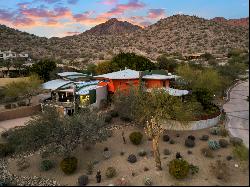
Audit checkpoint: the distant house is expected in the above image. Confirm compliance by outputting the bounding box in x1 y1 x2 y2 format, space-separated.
0 50 29 60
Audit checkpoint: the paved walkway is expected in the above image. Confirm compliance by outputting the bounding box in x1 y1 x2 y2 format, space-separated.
223 80 249 148
0 116 32 133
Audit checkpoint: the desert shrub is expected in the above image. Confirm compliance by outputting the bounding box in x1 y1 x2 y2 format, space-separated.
199 135 209 141
78 175 89 186
17 101 27 107
104 114 112 123
219 139 229 148
41 150 50 159
229 137 243 146
210 127 220 135
129 132 143 145
218 127 228 137
169 139 175 144
163 149 171 155
16 158 30 171
0 143 15 158
233 144 249 161
127 154 137 163
201 147 214 158
138 149 147 157
210 160 230 181
120 116 133 122
105 167 117 178
60 157 78 175
86 161 94 175
11 103 17 108
189 164 199 175
185 139 195 148
208 140 220 150
99 99 108 109
169 159 189 179
187 135 195 141
110 110 119 117
4 104 12 109
162 134 170 142
40 160 54 171
143 176 153 186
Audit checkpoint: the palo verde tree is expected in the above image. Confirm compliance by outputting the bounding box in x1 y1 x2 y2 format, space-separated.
4 74 42 104
144 117 164 170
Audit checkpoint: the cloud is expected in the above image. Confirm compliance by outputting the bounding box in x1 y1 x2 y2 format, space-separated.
64 31 81 36
67 0 79 4
98 0 118 5
147 9 166 19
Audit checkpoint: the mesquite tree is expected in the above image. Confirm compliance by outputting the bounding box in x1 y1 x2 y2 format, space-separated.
144 117 164 170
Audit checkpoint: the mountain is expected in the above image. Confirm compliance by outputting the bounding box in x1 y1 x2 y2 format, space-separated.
211 17 249 28
84 18 142 35
0 15 249 67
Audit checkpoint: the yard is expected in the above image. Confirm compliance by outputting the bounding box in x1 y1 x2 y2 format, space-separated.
3 117 249 186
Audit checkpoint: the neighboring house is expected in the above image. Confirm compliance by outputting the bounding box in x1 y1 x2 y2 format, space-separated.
0 50 29 60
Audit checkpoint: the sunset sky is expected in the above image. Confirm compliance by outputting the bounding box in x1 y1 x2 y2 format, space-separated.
0 0 249 38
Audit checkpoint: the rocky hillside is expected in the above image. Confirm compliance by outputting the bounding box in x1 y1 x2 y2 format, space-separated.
0 15 249 67
211 17 249 28
85 18 142 35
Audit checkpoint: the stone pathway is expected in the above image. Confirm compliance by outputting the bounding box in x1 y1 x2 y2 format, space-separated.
223 80 249 148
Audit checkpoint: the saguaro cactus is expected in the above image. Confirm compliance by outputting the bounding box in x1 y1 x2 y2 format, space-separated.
144 117 164 170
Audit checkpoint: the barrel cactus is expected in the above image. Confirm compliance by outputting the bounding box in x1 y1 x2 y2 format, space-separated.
208 140 221 150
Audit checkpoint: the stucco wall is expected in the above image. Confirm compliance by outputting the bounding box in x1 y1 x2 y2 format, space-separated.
161 114 221 131
92 85 108 108
0 105 41 121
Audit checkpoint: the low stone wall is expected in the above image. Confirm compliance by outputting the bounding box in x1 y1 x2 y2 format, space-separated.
0 105 41 121
161 114 221 131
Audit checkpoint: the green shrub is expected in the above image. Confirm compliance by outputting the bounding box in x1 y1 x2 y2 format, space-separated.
105 167 117 178
201 147 214 158
17 101 27 107
189 164 199 175
110 110 119 117
169 159 189 179
60 157 78 175
104 114 112 123
0 143 15 158
40 160 54 171
4 104 12 109
233 144 249 161
129 132 143 145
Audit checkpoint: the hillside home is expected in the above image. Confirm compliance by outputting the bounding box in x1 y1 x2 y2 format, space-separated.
0 50 29 60
95 68 179 93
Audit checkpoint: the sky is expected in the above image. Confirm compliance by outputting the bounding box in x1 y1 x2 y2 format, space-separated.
0 0 249 38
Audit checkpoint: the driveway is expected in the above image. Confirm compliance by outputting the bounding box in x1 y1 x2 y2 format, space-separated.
223 80 249 148
0 116 32 134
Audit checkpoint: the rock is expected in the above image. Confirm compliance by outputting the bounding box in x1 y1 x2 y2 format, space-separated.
219 139 229 148
200 135 209 141
185 139 195 148
78 175 89 186
163 134 170 142
176 152 182 159
229 137 243 146
127 154 137 163
163 149 171 155
187 150 192 155
144 167 149 172
226 155 233 161
176 134 180 137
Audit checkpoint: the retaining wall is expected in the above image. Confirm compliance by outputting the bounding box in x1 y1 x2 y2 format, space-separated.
0 105 41 121
161 114 221 131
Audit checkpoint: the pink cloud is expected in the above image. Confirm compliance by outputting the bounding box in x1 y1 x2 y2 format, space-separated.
98 0 118 5
147 9 166 19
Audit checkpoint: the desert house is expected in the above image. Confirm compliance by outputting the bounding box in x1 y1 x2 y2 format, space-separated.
0 50 28 60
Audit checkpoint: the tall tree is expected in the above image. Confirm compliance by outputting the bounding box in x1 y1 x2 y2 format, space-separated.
30 59 56 81
2 58 12 77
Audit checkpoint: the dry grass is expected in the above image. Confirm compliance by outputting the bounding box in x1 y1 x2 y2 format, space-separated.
0 77 28 87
